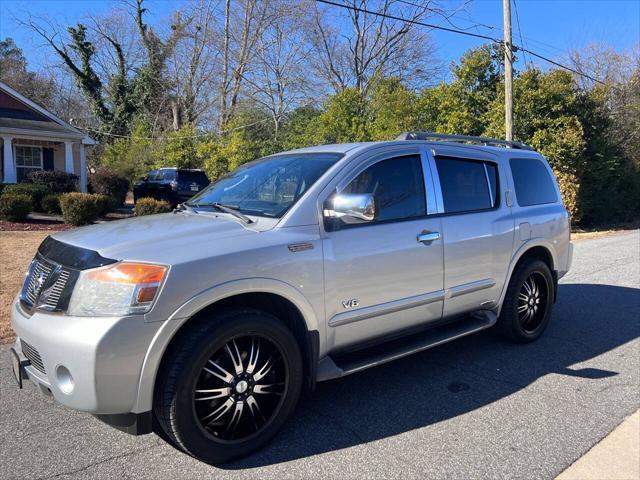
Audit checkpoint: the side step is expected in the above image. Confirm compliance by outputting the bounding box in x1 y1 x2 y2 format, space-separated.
316 311 497 382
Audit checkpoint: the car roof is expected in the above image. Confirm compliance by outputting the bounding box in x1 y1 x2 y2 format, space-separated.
280 140 542 158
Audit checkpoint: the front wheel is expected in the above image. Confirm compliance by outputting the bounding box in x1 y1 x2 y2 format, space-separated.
497 259 554 343
154 309 303 464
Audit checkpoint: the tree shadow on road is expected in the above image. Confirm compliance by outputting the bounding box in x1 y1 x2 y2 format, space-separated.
225 283 640 469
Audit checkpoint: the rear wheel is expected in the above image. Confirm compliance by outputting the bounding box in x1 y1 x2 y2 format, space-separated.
154 309 303 464
497 259 554 343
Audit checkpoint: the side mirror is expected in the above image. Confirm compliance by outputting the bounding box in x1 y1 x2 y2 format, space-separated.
324 193 376 224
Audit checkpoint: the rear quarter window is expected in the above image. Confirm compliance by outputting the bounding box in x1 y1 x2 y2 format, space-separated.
509 158 557 206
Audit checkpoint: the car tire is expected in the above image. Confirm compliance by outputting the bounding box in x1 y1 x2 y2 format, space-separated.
497 258 554 343
153 308 303 464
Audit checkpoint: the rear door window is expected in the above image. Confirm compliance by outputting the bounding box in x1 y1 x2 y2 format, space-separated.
435 158 498 214
509 158 557 206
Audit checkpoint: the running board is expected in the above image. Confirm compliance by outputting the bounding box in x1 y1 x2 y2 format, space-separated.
316 311 497 382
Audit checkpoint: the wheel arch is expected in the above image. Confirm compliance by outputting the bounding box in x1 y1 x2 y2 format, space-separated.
133 279 321 413
497 240 558 315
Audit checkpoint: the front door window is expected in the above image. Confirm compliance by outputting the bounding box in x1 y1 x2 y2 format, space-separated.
15 146 43 181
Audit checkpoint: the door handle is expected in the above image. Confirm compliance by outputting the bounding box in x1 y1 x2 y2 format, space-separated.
417 231 440 244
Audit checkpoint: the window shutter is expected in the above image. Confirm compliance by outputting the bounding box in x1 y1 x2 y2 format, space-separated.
43 148 54 170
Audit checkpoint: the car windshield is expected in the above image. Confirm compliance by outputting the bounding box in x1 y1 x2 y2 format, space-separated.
188 153 343 218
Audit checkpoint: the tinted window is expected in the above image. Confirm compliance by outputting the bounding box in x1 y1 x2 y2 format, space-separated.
343 155 426 223
147 170 159 181
178 170 209 184
509 158 557 206
436 158 495 213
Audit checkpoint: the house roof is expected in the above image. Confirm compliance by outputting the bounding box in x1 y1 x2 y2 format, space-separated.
0 81 97 145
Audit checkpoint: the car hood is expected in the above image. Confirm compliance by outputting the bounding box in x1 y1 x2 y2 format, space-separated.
52 212 259 262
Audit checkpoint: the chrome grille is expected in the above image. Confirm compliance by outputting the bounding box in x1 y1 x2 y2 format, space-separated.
41 269 70 309
23 259 53 306
20 256 73 311
21 340 45 374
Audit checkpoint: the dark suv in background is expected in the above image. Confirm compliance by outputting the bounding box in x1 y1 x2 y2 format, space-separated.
133 168 209 206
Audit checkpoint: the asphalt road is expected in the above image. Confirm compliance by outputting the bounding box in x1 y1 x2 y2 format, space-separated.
1 231 639 480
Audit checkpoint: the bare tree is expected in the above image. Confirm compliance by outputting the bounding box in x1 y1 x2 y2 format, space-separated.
310 0 447 94
244 1 315 136
217 0 275 128
168 0 221 128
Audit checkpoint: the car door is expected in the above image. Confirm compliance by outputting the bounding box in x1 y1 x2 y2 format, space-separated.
139 169 158 199
322 146 444 351
428 147 515 318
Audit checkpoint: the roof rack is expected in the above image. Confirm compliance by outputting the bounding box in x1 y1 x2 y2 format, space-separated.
396 131 534 151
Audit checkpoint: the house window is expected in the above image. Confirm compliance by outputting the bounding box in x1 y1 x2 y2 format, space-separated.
15 145 43 181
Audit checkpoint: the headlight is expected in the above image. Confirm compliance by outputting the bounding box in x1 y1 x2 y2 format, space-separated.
68 262 168 316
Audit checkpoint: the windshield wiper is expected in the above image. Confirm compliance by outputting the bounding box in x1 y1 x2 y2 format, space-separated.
187 202 253 224
173 203 198 214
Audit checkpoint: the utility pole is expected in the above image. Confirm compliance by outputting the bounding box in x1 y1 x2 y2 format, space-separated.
503 0 513 141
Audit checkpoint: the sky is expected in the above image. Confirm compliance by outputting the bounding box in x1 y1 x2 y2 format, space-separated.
0 0 638 77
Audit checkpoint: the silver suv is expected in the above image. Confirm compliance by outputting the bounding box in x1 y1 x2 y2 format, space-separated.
10 132 572 464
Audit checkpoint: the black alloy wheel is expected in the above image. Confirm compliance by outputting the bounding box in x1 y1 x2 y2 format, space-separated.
154 309 303 464
193 334 288 442
497 258 554 343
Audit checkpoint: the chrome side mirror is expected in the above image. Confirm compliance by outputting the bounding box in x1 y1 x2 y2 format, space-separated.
324 193 376 224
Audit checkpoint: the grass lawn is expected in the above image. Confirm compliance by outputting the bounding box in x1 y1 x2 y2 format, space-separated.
0 231 49 343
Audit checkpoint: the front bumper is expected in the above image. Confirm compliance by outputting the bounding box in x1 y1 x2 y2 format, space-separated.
11 298 162 415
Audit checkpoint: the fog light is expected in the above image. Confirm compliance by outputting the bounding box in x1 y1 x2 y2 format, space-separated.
55 365 74 394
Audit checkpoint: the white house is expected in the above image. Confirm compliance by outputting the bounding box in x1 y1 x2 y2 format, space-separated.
0 81 96 192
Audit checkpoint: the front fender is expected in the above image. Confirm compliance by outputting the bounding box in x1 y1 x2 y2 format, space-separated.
132 277 320 413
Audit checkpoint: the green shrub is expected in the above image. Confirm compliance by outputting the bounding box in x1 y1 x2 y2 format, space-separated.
0 193 33 221
0 184 5 195
92 193 117 217
27 170 78 193
2 183 51 211
135 197 171 216
59 192 100 226
40 193 61 214
89 168 129 207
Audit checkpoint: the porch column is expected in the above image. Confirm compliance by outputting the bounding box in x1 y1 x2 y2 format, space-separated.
2 136 16 183
64 141 74 174
79 143 88 192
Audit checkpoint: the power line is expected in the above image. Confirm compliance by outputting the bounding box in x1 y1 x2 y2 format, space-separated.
395 0 494 33
314 0 608 87
512 0 529 68
315 0 498 42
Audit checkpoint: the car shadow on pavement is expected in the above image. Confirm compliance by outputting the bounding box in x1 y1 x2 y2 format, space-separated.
224 283 640 469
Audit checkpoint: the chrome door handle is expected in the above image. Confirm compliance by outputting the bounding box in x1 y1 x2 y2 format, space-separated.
417 231 440 244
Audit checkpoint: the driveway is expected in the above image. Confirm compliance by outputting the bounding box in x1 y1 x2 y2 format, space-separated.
1 231 638 479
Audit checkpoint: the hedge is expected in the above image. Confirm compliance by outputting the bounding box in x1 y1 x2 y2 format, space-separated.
28 170 78 193
2 183 51 211
59 192 100 226
41 194 61 214
92 193 117 216
135 197 172 216
89 168 129 207
0 194 33 222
